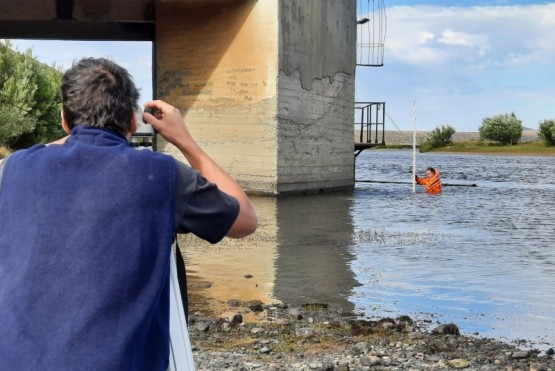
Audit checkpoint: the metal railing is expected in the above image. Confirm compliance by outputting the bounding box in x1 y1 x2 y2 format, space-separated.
355 101 385 145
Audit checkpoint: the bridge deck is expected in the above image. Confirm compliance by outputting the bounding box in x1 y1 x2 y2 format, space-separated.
354 141 386 157
354 142 385 151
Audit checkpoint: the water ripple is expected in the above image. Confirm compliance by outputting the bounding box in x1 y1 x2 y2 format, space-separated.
351 150 555 349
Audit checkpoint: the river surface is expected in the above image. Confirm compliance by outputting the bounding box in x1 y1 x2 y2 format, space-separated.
182 150 555 350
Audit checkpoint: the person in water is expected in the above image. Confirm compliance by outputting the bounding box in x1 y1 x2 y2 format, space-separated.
415 167 442 193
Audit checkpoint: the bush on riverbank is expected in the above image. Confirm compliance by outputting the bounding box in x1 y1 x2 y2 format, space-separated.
539 119 555 146
479 113 523 145
420 125 456 152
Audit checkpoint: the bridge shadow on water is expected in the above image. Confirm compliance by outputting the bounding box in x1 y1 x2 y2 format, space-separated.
181 192 360 317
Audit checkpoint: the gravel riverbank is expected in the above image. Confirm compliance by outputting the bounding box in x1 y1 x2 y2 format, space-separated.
189 301 555 370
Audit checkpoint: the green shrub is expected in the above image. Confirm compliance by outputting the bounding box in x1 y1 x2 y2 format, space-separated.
479 113 522 145
538 119 555 146
420 125 456 151
0 40 64 150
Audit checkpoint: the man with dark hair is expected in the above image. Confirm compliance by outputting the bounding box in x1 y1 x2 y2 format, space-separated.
61 57 140 137
0 57 258 370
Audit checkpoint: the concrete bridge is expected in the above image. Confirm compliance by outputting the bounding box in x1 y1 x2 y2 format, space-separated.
1 0 361 195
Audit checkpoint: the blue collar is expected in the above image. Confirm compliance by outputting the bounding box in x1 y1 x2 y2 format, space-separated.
69 125 130 146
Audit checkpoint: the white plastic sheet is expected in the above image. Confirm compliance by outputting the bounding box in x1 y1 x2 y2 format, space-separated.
168 249 196 371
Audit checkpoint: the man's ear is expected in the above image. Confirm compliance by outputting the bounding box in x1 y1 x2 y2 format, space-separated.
130 113 138 135
125 113 138 142
61 110 71 134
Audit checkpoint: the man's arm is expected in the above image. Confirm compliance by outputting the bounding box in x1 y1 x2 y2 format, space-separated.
143 100 258 239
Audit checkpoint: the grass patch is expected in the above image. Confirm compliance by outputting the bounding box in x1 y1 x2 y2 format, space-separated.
301 303 329 311
195 332 258 352
214 336 257 350
428 140 555 156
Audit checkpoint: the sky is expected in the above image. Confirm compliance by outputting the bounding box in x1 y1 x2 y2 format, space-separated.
7 40 154 105
7 0 555 132
356 0 555 131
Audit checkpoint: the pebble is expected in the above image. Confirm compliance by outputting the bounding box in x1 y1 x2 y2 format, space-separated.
250 327 263 334
259 346 271 354
530 363 547 371
219 311 242 324
195 320 211 332
432 323 461 335
511 350 530 359
448 358 470 368
288 307 303 320
295 327 316 338
273 318 291 326
361 355 381 366
353 341 371 355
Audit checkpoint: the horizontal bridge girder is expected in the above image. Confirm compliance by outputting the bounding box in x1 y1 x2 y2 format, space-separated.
0 20 154 41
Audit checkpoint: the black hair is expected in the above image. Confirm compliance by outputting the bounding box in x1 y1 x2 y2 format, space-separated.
61 57 140 137
426 167 436 174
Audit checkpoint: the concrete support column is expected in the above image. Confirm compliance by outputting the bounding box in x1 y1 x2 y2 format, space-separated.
155 0 356 195
277 0 356 194
156 0 279 194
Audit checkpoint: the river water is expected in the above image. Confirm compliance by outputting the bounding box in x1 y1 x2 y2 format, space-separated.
182 150 555 350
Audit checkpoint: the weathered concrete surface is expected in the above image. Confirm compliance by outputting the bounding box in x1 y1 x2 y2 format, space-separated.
156 1 279 194
277 0 357 194
156 0 356 195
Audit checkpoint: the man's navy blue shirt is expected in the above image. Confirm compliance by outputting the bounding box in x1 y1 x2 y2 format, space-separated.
0 126 239 370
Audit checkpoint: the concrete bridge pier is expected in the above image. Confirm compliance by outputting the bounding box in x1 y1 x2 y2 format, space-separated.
156 0 357 195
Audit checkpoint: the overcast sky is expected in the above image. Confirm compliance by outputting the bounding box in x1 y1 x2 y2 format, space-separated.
8 0 555 132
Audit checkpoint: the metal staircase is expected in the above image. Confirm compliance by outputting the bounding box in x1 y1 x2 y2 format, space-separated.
355 0 387 156
356 0 386 67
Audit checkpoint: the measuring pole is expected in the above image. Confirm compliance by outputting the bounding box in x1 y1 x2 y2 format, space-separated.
412 101 417 193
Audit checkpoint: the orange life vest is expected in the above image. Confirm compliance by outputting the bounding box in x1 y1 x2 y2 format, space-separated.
416 170 442 193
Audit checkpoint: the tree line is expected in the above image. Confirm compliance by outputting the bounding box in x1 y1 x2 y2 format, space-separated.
0 40 64 151
422 113 555 151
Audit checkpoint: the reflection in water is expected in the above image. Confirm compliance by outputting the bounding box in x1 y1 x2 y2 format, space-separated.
180 196 278 316
273 193 358 310
182 192 359 314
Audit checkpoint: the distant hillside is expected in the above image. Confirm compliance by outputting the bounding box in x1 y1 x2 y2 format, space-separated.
355 130 540 146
